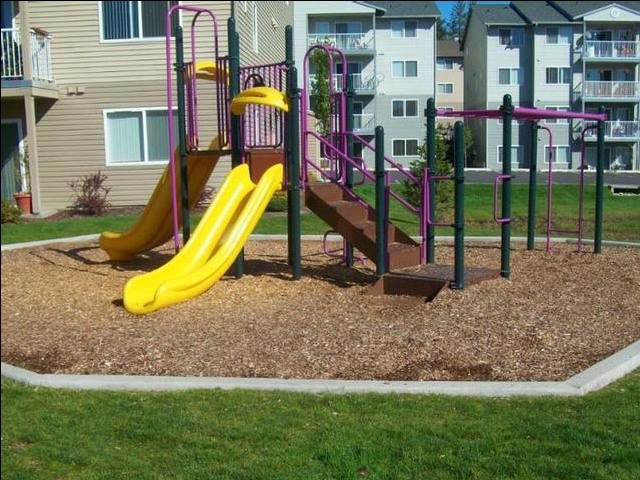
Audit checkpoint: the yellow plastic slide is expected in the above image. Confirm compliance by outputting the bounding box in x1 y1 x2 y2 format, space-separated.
123 163 283 314
99 138 222 261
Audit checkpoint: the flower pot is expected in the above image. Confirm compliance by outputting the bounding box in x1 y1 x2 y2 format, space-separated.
14 192 32 215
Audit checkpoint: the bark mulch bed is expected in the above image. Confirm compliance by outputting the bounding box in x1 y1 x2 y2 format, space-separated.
2 239 639 382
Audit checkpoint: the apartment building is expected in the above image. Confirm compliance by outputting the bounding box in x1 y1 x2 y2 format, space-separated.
462 1 639 171
293 1 439 170
1 1 292 214
436 39 464 128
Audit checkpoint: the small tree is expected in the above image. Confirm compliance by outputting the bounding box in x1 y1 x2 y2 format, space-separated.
401 127 453 217
69 171 111 215
309 48 331 136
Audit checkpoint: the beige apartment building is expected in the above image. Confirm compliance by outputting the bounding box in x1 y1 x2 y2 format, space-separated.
1 1 293 214
435 39 464 128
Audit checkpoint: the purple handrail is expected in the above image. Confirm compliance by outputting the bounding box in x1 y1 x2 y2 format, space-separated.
425 170 456 227
538 125 556 253
165 5 219 252
437 107 607 122
493 174 512 224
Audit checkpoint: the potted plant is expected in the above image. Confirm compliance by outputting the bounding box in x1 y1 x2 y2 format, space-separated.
13 148 32 215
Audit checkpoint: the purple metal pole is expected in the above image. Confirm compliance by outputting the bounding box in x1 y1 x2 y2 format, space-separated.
578 125 597 253
537 125 554 253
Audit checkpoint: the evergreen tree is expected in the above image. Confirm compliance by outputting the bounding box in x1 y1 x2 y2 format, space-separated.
437 16 450 39
447 0 469 41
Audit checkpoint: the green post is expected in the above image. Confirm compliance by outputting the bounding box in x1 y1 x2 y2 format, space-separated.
175 26 190 244
375 126 387 277
453 121 465 290
425 98 436 263
228 18 243 278
527 123 538 250
500 94 513 278
594 108 605 254
344 74 355 267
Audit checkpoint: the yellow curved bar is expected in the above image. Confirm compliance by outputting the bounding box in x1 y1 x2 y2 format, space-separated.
193 60 229 83
123 163 283 314
99 138 222 261
230 86 289 115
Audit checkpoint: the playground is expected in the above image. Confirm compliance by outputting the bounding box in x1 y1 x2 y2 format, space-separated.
2 238 639 381
2 7 639 383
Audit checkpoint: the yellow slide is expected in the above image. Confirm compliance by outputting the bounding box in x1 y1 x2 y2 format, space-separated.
123 163 283 314
99 138 222 261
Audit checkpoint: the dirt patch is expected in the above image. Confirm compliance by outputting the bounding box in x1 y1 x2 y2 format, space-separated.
2 240 639 381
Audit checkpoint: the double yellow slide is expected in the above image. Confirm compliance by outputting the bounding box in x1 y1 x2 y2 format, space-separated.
123 163 282 314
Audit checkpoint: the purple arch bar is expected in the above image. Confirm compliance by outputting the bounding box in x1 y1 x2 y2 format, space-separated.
437 107 607 122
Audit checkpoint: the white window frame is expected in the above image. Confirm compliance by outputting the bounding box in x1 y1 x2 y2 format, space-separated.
392 60 418 78
545 66 571 85
498 68 521 86
103 107 178 166
391 20 417 38
437 58 454 70
544 145 570 164
498 27 523 47
437 83 454 94
392 138 420 157
496 145 523 164
545 26 571 45
392 99 419 118
545 106 570 124
99 1 182 43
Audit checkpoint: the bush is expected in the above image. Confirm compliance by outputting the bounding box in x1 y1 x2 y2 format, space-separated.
1 199 23 224
69 171 111 216
266 190 288 212
195 185 215 210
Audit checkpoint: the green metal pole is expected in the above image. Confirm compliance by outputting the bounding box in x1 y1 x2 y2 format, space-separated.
595 108 605 254
375 126 387 277
175 26 190 244
453 121 465 290
344 74 355 267
228 18 243 278
285 25 301 278
501 94 512 279
426 98 436 263
527 123 539 250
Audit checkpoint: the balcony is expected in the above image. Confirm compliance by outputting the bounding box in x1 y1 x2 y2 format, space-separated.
580 81 639 101
584 121 640 141
353 114 375 134
307 33 374 53
583 40 640 61
309 73 378 95
1 27 56 98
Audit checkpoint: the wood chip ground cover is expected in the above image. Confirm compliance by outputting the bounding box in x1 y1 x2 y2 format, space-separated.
2 240 638 381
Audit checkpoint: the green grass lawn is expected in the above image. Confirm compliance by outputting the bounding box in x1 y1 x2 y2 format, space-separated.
2 371 639 479
2 184 639 245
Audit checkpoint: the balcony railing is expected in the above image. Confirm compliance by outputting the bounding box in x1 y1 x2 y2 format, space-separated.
583 40 639 59
583 80 638 98
353 114 375 132
1 27 54 82
584 121 640 139
307 33 374 51
309 73 378 93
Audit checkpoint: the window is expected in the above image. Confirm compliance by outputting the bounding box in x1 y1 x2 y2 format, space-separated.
392 100 418 118
437 83 453 94
544 145 570 164
393 139 419 157
392 61 417 78
313 22 330 35
545 106 570 124
391 20 417 38
498 28 523 46
546 26 571 44
101 1 178 41
440 107 454 113
497 145 523 164
498 68 521 85
546 67 571 84
437 58 453 70
104 108 178 164
252 1 259 53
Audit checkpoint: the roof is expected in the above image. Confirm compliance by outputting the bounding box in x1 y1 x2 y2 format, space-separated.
470 4 528 25
437 40 463 57
511 1 575 24
362 1 440 18
549 1 640 19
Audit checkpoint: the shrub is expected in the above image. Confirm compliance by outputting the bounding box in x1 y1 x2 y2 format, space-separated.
1 199 22 224
195 185 215 210
266 190 288 212
69 171 111 216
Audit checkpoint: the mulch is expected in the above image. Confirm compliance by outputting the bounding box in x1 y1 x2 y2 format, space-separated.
2 239 639 381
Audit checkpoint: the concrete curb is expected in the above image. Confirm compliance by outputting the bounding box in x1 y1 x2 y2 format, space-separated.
2 341 638 397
